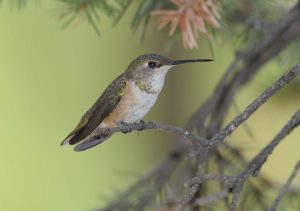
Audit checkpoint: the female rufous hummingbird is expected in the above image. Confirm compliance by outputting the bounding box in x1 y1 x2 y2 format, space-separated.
61 54 212 151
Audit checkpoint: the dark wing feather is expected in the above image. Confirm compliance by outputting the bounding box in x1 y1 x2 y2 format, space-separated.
61 74 126 145
73 133 112 151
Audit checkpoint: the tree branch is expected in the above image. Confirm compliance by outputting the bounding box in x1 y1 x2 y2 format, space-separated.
269 160 300 211
230 109 300 210
177 62 300 210
181 109 300 211
210 63 300 147
193 189 230 206
92 121 208 145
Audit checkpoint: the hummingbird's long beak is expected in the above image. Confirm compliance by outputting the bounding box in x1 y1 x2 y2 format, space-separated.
170 59 213 65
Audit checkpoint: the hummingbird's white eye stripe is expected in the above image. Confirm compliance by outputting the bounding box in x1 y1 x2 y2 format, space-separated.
158 65 173 72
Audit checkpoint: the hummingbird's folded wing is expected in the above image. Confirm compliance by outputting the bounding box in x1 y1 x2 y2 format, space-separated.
73 133 112 151
61 74 126 146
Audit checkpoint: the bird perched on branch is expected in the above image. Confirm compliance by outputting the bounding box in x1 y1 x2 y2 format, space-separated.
61 54 212 151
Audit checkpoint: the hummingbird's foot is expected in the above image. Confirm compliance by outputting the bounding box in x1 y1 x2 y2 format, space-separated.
117 121 132 134
137 120 145 124
136 120 146 131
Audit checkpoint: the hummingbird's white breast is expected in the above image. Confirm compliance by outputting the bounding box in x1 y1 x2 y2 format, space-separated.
99 66 170 128
124 65 170 123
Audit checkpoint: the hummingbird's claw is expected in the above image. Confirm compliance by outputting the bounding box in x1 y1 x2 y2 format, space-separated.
117 121 132 134
136 120 146 131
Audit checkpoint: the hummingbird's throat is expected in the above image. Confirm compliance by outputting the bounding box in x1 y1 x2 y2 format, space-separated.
134 80 158 95
134 69 169 95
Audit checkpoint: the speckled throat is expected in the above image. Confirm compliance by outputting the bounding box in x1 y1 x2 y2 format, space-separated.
130 68 169 95
134 80 158 95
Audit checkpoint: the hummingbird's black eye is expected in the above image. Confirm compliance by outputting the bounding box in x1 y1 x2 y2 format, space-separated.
148 61 157 68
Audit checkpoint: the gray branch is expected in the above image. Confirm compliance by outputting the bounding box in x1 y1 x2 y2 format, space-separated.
177 62 300 211
230 110 300 210
211 63 300 147
194 189 230 206
269 160 300 211
92 121 208 145
181 109 300 211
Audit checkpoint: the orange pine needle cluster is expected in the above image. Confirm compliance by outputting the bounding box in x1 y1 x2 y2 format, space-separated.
152 0 221 48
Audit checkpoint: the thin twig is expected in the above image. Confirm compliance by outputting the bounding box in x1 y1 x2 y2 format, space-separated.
269 160 300 211
92 121 208 145
178 62 300 210
194 189 230 206
185 174 236 187
210 63 300 147
230 109 300 210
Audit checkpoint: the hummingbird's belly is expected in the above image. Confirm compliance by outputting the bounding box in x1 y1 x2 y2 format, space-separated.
100 81 159 127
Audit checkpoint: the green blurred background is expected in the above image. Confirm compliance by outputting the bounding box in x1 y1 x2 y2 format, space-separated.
0 1 299 211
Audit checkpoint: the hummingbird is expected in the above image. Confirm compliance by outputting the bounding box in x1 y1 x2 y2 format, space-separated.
61 54 212 151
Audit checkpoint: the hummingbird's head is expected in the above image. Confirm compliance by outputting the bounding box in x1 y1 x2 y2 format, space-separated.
125 54 213 80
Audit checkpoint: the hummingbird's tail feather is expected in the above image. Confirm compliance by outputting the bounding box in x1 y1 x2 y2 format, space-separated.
61 134 75 146
73 134 112 151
